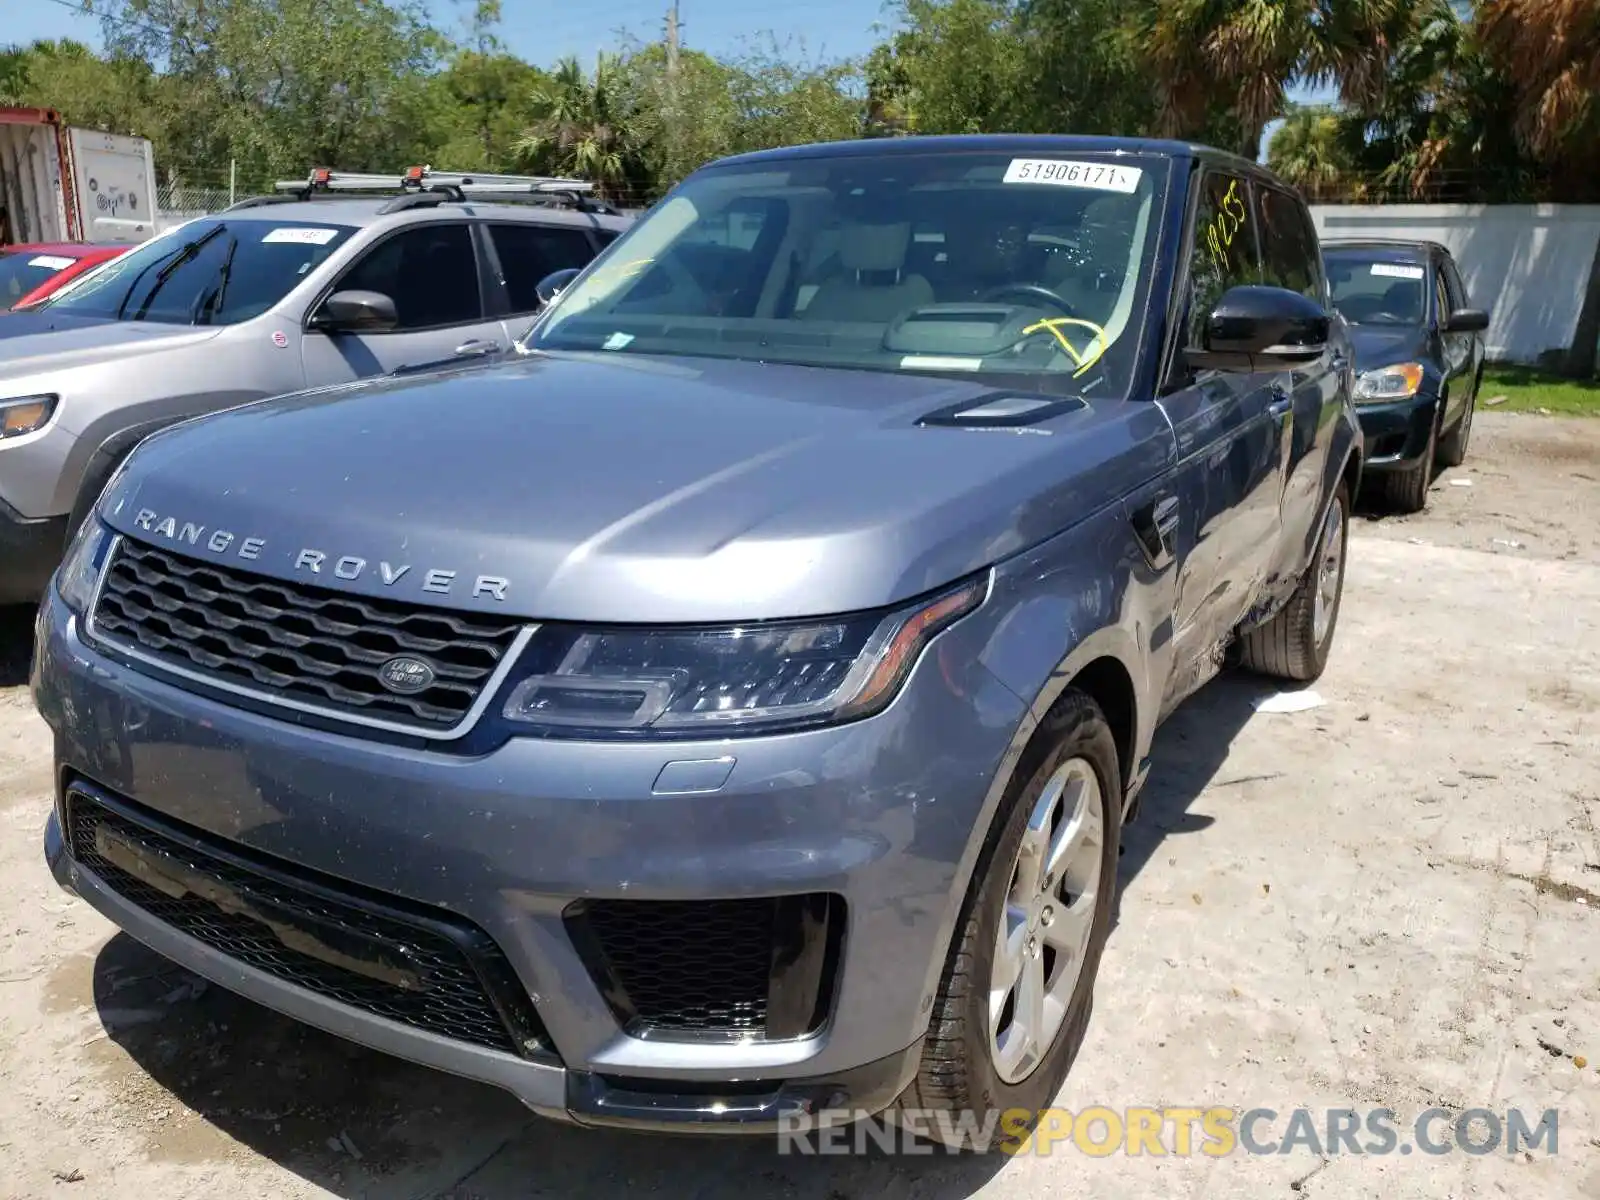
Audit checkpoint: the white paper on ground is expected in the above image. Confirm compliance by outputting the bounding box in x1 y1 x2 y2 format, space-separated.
1254 690 1325 714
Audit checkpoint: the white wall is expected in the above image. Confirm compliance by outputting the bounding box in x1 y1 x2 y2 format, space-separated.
1310 204 1600 366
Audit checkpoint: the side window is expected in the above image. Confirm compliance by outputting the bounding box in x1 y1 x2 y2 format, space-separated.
1257 186 1324 303
335 224 481 331
1441 255 1469 312
1185 171 1260 346
488 223 599 315
1433 268 1451 326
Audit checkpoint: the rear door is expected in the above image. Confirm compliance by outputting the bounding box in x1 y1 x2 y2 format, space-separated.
65 128 158 243
481 219 606 344
1154 167 1288 712
1255 183 1343 587
299 221 507 383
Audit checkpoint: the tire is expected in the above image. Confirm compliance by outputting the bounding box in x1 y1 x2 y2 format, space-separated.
1436 384 1474 469
894 689 1121 1153
1236 480 1350 683
1375 406 1436 514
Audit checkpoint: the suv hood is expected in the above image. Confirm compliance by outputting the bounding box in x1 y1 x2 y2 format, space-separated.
0 312 224 379
1347 324 1430 371
100 353 1169 622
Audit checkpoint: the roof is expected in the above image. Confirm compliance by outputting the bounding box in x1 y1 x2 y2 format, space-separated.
708 133 1268 178
214 197 632 232
1323 238 1452 259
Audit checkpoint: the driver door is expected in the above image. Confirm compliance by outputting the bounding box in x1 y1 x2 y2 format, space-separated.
1155 169 1289 711
300 222 505 384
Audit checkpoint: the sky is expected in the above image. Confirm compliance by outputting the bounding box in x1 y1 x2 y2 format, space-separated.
13 0 895 65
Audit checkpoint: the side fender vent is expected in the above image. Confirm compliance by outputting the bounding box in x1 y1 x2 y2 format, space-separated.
916 393 1086 429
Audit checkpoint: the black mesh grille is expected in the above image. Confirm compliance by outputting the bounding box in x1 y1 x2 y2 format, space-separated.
572 895 842 1038
65 788 547 1057
91 537 524 730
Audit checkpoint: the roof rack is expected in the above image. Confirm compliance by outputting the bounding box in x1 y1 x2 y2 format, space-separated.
268 166 622 215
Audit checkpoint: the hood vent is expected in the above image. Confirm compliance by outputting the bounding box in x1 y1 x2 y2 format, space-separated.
916 392 1086 429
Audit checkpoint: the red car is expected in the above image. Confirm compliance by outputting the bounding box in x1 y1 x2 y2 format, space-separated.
0 241 130 312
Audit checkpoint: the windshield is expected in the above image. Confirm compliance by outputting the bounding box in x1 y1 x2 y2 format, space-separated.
1325 251 1429 326
36 219 355 325
528 150 1170 398
0 250 77 308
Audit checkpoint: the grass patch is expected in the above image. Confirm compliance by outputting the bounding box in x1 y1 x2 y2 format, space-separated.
1479 366 1600 416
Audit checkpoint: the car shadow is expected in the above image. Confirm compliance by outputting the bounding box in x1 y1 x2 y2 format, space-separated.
84 667 1288 1197
0 604 36 688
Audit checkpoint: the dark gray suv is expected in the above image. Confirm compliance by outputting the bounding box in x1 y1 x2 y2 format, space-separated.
34 136 1361 1149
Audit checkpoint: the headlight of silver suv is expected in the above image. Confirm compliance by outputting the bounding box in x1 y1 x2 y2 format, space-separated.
56 519 110 614
501 575 989 737
1353 362 1425 404
0 394 59 440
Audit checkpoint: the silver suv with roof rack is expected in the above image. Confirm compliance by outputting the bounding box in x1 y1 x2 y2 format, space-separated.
0 167 632 606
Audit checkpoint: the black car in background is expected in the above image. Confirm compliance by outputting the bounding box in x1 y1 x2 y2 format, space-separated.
1324 239 1489 513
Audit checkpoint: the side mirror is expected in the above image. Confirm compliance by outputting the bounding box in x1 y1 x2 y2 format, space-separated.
535 268 581 307
311 289 398 333
1185 284 1329 372
1445 307 1489 333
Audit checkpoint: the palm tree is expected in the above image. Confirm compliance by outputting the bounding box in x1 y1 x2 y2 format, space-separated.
1135 0 1445 159
514 54 631 200
1265 105 1350 198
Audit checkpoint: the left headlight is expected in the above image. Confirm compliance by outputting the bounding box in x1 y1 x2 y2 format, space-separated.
500 574 990 738
1353 363 1425 404
0 394 59 440
56 519 110 614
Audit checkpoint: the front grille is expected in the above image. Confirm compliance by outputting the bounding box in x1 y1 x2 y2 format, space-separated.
65 786 549 1057
90 537 525 731
569 894 844 1040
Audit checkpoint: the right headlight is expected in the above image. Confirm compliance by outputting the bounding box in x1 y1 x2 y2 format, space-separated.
500 575 989 738
1353 362 1425 404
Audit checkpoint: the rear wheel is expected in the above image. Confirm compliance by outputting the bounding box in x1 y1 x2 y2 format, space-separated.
1237 480 1349 683
896 690 1120 1153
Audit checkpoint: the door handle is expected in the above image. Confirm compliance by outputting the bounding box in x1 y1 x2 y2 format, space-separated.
1267 392 1292 418
1131 495 1180 569
454 339 502 358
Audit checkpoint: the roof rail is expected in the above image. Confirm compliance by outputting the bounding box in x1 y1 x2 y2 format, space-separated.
269 166 617 213
223 194 303 211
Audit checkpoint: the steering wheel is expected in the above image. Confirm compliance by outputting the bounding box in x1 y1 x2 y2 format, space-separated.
979 283 1080 317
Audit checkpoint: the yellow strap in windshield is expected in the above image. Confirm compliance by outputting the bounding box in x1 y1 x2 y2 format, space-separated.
1021 317 1110 378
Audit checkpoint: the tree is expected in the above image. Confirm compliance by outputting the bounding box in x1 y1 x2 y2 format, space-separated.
1265 105 1350 198
514 54 634 199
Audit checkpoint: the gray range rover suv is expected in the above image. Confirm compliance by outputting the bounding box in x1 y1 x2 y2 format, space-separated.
0 179 630 606
34 136 1361 1146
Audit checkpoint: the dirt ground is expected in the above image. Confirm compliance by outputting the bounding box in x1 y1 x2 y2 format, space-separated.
0 411 1596 1200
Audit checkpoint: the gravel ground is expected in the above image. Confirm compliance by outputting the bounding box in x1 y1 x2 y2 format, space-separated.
0 411 1596 1199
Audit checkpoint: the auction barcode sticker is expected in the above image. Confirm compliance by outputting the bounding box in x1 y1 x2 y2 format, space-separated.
1003 159 1141 193
262 227 340 245
28 255 76 270
1370 263 1425 279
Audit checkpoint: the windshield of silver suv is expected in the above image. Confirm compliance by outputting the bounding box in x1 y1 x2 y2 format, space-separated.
34 218 356 325
528 150 1170 398
1324 248 1428 326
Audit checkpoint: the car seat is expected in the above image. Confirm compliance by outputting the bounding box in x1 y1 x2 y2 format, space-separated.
798 221 934 322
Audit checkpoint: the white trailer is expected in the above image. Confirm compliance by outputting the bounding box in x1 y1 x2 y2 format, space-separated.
0 107 158 246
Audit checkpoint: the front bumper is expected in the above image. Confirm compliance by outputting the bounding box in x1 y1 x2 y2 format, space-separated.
0 494 65 606
1354 391 1439 472
33 584 1028 1131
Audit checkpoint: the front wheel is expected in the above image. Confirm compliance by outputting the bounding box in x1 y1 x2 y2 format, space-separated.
1237 480 1350 683
896 690 1121 1152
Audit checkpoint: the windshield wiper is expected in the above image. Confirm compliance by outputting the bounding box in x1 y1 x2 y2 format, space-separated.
191 232 240 325
125 224 227 322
